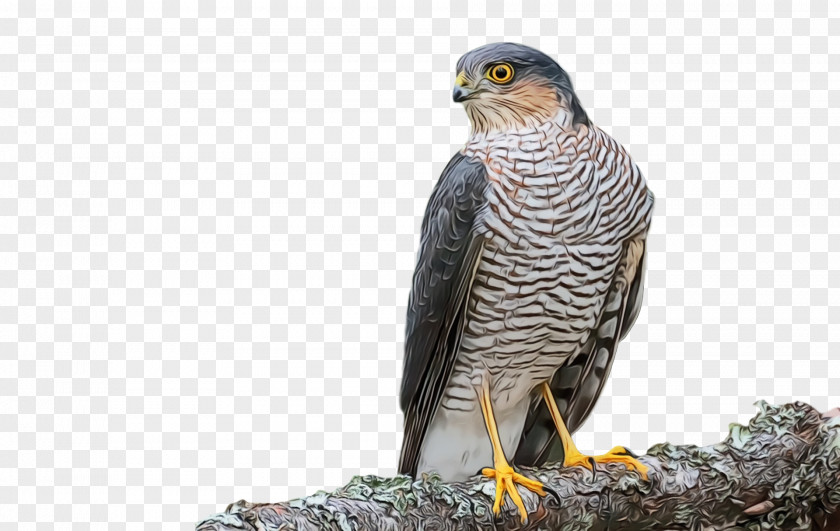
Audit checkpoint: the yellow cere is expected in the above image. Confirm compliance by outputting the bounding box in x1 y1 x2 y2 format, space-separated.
455 72 469 87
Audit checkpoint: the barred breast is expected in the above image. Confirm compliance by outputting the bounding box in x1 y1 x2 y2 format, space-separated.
441 116 653 414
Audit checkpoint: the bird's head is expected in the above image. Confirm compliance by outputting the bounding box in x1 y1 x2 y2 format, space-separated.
452 42 590 134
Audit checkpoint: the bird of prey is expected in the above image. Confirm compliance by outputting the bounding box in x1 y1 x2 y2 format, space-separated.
398 42 654 522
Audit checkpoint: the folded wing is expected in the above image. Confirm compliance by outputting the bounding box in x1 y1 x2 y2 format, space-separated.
398 153 489 476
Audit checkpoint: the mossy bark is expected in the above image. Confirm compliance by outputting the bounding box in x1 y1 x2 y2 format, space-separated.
196 402 840 530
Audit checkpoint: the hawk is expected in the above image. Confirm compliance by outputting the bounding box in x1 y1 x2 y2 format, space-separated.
398 43 654 522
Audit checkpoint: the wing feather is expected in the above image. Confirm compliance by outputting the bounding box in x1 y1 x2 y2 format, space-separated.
397 153 488 476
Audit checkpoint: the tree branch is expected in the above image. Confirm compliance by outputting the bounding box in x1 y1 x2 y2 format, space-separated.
196 401 840 530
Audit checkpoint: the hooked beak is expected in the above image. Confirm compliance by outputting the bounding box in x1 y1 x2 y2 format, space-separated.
452 85 473 102
453 71 473 102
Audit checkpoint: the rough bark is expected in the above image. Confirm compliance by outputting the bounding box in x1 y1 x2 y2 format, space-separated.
196 401 840 530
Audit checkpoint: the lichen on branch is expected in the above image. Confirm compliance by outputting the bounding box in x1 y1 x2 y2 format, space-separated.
196 402 840 530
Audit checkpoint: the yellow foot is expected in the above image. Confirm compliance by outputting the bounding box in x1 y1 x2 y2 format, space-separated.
564 445 648 479
481 463 546 523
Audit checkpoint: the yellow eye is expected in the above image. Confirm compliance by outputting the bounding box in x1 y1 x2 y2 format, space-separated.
487 63 514 84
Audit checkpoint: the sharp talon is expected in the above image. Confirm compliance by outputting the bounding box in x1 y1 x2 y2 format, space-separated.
610 445 639 458
504 477 528 523
565 446 649 480
543 485 561 506
492 474 503 515
482 464 545 523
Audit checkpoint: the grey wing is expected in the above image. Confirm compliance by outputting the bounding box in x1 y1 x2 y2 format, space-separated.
514 238 647 467
397 153 488 477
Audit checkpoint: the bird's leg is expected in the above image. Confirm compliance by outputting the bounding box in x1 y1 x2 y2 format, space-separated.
478 381 546 523
541 382 648 478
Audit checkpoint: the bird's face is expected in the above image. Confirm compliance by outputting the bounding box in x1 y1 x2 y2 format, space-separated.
453 43 588 133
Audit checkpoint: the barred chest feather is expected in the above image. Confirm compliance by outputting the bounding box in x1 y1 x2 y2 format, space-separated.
441 115 651 412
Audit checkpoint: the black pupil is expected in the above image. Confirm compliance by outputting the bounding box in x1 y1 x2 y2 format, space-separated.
494 66 507 78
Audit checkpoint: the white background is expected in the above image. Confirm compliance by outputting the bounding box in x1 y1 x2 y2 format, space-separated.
2 1 839 529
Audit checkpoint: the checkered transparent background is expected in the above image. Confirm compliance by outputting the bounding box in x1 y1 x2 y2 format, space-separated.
2 1 839 529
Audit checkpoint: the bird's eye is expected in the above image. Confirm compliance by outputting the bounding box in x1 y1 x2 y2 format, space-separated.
487 63 514 84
